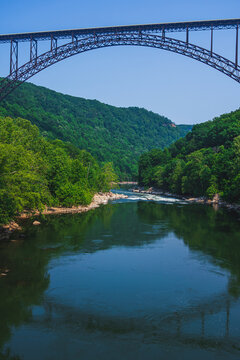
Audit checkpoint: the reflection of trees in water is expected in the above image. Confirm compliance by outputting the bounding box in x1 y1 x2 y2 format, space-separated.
0 237 50 354
1 201 240 357
137 201 240 297
23 203 169 253
0 204 119 354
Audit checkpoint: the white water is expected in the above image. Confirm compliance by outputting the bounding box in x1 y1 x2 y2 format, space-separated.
112 189 187 204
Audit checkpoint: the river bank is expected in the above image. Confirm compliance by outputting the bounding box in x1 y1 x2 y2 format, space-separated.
0 192 128 241
131 185 240 213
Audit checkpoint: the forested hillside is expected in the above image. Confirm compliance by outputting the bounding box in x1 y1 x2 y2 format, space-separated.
139 109 240 203
0 116 116 224
0 81 191 179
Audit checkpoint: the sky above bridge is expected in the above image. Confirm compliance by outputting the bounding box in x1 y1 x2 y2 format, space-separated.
1 0 240 124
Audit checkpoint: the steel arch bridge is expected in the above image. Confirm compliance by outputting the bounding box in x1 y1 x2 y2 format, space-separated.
0 18 240 101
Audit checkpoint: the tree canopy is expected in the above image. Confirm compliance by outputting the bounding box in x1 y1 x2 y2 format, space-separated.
139 109 240 203
0 81 191 179
0 116 116 224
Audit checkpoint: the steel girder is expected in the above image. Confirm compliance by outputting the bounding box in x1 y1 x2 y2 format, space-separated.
1 32 240 101
1 19 240 43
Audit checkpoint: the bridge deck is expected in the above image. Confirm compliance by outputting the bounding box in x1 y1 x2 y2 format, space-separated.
0 18 240 43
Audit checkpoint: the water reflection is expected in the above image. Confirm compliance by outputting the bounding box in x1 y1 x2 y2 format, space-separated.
0 201 240 359
137 202 240 297
30 294 238 352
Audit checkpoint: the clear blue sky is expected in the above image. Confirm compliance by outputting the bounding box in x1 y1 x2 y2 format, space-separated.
1 0 240 124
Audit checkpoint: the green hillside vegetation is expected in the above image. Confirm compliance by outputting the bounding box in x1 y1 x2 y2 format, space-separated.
0 116 116 225
0 81 191 179
139 109 240 203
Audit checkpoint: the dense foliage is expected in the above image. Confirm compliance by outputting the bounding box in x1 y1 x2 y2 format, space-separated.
139 109 240 203
0 81 191 179
0 116 116 224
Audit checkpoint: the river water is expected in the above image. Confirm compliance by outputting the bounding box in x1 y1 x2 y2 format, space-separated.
1 190 240 359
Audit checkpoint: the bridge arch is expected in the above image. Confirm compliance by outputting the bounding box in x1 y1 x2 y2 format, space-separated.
1 32 240 101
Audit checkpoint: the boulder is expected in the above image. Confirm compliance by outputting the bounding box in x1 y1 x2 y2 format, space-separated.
33 221 41 226
212 193 220 203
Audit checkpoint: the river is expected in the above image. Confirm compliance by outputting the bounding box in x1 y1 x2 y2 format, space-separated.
1 190 240 359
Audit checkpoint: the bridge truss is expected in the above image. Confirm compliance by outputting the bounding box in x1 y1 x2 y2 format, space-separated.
0 18 240 101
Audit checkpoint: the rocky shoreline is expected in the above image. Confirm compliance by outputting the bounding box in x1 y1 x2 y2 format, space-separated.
1 186 240 241
131 186 240 213
18 191 128 218
0 192 128 241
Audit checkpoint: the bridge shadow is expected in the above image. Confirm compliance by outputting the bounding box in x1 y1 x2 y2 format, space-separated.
1 201 240 358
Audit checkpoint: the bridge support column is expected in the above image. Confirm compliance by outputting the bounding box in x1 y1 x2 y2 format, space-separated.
210 27 213 56
51 36 58 55
72 33 78 44
93 32 98 44
10 40 18 78
30 38 38 63
162 27 165 40
236 25 238 68
186 26 189 46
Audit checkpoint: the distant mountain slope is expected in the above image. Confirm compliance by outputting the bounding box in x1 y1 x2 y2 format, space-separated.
0 81 191 179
